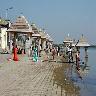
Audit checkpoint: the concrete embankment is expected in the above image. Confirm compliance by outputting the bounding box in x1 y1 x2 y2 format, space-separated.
0 53 80 96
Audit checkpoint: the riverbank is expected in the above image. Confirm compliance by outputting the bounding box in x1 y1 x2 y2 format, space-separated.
0 52 82 96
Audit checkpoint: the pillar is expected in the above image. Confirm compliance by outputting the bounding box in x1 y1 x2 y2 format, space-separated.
85 47 88 58
43 40 46 50
10 40 13 52
28 33 31 56
13 33 16 47
5 30 7 49
84 56 88 66
39 38 41 47
8 32 10 50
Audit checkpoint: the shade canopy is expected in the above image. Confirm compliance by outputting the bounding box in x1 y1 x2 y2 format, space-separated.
63 34 73 43
39 29 46 39
31 23 41 37
7 15 33 34
72 35 90 47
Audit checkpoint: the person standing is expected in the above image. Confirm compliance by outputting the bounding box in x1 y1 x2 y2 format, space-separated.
33 46 38 62
52 47 56 60
56 46 58 56
76 51 80 70
13 45 19 61
57 46 60 56
30 45 33 57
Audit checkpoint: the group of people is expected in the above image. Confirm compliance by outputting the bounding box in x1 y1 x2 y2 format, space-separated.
51 46 60 60
66 45 80 70
29 44 81 68
66 46 73 62
12 44 81 70
32 45 61 62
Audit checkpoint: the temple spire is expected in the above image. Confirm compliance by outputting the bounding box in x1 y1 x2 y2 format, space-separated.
68 33 69 37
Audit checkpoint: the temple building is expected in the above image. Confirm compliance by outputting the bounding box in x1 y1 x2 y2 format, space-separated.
31 23 53 51
31 23 41 48
75 34 90 47
7 15 34 52
39 29 47 50
45 33 53 50
0 15 53 53
63 34 73 47
0 18 9 50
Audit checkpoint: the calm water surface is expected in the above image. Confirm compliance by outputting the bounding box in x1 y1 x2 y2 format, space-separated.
52 47 96 96
77 47 96 96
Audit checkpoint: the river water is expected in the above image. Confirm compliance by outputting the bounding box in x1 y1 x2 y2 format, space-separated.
52 47 96 96
75 47 96 96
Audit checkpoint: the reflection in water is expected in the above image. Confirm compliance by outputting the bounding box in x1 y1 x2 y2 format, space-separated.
79 56 89 77
84 56 88 67
52 63 80 96
73 56 90 83
52 54 90 96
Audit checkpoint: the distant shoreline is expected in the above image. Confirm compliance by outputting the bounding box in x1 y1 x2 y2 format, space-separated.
89 45 96 48
54 44 96 47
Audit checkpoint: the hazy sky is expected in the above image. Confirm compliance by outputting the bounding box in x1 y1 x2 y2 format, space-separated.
0 0 96 44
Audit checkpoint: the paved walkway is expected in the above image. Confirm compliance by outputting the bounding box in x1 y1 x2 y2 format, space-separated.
0 52 80 96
